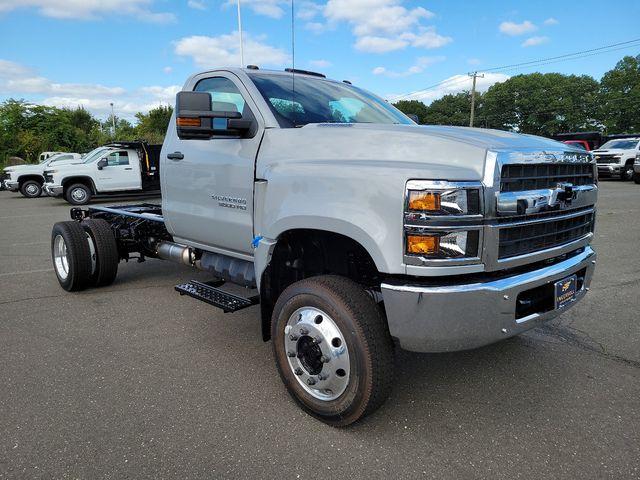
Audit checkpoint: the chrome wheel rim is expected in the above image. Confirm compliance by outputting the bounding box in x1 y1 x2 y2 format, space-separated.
53 235 69 280
284 307 350 401
71 188 87 202
25 183 39 195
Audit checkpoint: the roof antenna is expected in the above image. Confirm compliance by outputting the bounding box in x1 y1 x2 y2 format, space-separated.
237 0 244 67
291 0 296 123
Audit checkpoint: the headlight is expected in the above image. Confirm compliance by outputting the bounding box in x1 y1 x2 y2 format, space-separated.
406 230 480 258
406 182 481 216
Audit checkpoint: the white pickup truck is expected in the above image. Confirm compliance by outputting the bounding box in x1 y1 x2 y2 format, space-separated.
592 137 640 180
43 142 161 205
2 152 82 197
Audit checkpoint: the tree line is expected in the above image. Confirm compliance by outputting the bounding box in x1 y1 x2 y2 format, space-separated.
0 101 172 165
393 55 640 137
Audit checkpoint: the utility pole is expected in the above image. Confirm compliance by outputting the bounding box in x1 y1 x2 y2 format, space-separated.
237 0 244 67
468 71 484 128
110 102 116 137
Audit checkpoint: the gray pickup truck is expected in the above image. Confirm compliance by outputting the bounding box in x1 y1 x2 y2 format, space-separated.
50 67 597 426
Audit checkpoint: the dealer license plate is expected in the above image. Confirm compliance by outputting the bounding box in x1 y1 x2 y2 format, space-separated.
554 274 577 309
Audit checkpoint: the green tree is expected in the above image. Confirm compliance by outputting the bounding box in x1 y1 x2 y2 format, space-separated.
599 55 640 133
481 73 600 136
424 92 477 126
393 100 430 124
135 105 173 144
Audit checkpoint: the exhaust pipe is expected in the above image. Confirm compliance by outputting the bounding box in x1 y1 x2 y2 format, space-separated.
156 241 194 266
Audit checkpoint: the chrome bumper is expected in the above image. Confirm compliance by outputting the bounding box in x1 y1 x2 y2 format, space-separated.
381 247 596 352
44 184 63 196
597 164 621 175
5 181 19 192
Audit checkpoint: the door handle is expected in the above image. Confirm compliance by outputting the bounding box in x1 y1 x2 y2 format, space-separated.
167 152 184 160
124 167 133 170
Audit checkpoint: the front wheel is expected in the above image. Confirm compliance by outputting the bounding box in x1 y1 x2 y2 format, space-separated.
20 180 42 198
634 171 640 184
621 162 634 181
271 275 395 426
66 183 92 205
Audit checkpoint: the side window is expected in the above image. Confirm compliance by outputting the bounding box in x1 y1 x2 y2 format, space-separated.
106 151 129 166
195 77 246 114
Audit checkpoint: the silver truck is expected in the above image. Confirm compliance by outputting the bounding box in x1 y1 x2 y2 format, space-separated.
49 67 597 426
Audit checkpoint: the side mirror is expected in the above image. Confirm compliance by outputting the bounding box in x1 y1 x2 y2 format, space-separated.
407 114 420 124
97 158 107 170
175 91 252 140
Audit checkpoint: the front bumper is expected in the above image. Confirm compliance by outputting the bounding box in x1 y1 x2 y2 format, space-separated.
43 184 64 196
4 180 19 192
381 246 596 352
597 164 622 176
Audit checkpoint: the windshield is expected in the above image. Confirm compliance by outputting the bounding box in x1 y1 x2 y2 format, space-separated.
247 73 413 128
83 147 112 163
600 139 639 150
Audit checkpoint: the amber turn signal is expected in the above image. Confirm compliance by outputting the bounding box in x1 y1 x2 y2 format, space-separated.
406 235 439 254
408 191 441 212
177 117 201 127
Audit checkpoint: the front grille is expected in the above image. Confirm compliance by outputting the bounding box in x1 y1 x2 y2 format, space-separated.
595 155 618 165
44 173 54 183
500 163 594 192
498 211 594 259
1 172 9 181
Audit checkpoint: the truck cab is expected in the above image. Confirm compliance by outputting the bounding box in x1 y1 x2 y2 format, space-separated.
44 142 160 204
592 137 640 180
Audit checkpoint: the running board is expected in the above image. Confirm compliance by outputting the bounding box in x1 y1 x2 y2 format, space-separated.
174 280 259 313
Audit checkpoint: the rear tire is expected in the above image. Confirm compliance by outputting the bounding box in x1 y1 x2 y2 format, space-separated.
82 219 119 287
51 221 92 291
633 171 640 184
271 275 395 426
66 183 92 205
20 180 42 198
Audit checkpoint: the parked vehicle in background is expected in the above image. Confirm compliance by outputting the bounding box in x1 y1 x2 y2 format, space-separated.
562 140 590 151
39 151 65 162
633 153 640 184
49 67 597 426
43 142 161 205
2 153 82 197
592 137 640 180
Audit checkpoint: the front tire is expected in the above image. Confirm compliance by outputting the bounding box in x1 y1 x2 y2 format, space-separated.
621 162 634 181
66 183 92 205
271 275 395 426
634 171 640 184
20 180 42 198
51 221 92 291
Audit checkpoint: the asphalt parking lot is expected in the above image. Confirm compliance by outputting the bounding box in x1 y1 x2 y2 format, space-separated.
0 181 638 480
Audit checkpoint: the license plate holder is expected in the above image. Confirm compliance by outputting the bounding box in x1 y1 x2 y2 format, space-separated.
554 274 578 309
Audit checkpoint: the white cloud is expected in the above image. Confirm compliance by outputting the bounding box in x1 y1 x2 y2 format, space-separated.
187 0 207 10
174 32 289 68
499 20 537 36
163 66 173 74
522 36 549 47
313 0 449 54
388 72 510 104
309 59 332 68
0 0 175 22
297 1 323 20
372 56 444 77
223 0 288 19
543 17 558 25
0 59 179 120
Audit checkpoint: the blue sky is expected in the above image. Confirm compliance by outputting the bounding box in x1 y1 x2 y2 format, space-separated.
1 0 639 121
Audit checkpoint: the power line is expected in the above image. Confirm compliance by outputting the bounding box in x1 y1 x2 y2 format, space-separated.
391 37 640 102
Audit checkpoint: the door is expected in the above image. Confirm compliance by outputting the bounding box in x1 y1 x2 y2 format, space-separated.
162 74 262 256
95 150 141 192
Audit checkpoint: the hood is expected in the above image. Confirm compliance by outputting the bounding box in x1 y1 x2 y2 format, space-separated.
592 149 625 155
257 124 582 183
49 158 84 167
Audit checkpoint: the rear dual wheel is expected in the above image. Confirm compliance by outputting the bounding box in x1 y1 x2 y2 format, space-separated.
272 275 395 427
51 219 118 291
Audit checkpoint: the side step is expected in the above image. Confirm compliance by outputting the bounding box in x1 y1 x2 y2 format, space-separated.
174 280 259 313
